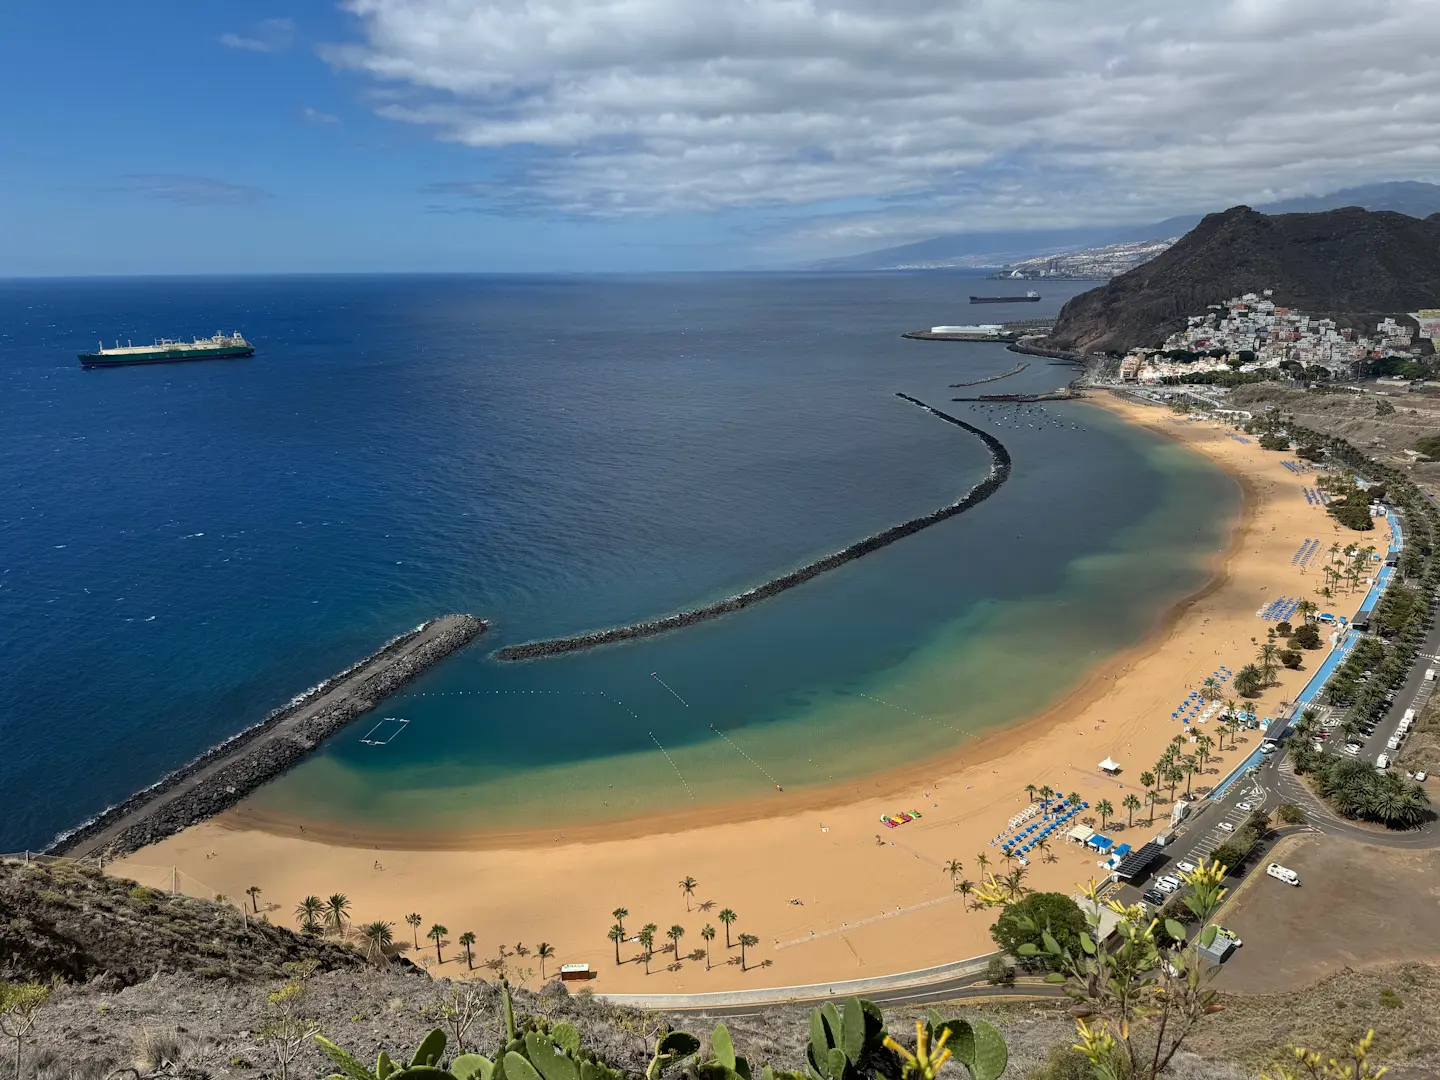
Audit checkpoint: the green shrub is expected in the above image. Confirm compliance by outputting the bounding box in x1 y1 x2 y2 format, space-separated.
990 892 1087 969
1276 803 1306 824
127 886 154 902
985 956 1015 986
1026 1044 1102 1080
1379 988 1402 1009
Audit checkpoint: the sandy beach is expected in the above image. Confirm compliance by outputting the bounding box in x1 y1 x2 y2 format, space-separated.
113 394 1359 992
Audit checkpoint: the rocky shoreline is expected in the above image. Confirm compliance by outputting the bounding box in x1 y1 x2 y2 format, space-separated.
50 614 487 858
496 395 1011 661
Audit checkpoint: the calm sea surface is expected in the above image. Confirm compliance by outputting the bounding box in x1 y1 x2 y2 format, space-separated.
0 274 1237 849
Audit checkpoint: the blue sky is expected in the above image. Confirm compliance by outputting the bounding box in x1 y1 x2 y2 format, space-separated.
0 3 775 274
3 1 1439 275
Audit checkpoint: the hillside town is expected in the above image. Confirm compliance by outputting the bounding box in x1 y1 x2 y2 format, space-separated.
1119 291 1430 383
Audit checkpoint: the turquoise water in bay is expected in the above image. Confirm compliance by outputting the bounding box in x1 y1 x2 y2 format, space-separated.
0 274 1237 848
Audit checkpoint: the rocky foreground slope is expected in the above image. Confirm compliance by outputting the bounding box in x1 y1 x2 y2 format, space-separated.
1050 205 1440 354
7 859 1439 1080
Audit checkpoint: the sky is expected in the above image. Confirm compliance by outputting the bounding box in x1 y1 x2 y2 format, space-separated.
3 0 1440 275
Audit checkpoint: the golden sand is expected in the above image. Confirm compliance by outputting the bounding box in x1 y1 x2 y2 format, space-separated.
114 394 1357 992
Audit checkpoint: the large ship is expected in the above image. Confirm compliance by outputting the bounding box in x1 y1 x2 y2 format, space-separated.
970 291 1041 304
78 332 253 368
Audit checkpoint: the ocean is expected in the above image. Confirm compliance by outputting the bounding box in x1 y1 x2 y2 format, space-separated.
0 274 1238 850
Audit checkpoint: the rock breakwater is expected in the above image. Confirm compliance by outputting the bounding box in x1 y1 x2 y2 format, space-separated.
51 614 487 858
496 395 1011 662
949 361 1029 388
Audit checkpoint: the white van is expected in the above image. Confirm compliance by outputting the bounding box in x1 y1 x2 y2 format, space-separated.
1267 863 1300 886
1404 709 1417 724
1427 669 1436 681
1376 753 1390 770
1387 736 1402 751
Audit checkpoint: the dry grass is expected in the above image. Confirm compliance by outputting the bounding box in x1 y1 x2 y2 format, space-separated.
1227 383 1440 497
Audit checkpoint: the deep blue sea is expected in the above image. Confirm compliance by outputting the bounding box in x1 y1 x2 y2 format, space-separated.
0 274 1237 849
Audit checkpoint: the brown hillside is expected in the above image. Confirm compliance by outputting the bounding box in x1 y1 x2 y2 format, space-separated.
1050 205 1440 353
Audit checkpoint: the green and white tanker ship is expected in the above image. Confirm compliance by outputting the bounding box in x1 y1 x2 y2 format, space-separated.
78 332 253 368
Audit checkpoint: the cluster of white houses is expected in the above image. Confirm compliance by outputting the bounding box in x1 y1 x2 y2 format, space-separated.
1119 291 1426 384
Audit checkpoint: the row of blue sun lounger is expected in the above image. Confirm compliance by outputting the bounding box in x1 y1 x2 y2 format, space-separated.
1230 434 1251 444
1280 460 1312 474
1259 596 1301 621
996 800 1091 855
1292 538 1320 568
1302 487 1331 505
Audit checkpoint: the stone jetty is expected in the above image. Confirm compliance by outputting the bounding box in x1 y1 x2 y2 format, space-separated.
51 614 487 858
496 396 1011 662
949 361 1029 388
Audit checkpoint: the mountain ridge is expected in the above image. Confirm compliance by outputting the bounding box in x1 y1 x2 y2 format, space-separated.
1047 204 1440 353
814 181 1440 272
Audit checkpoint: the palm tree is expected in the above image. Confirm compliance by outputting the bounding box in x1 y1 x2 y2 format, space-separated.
954 880 975 909
943 858 964 882
536 942 555 980
324 893 351 937
607 924 625 964
1067 792 1082 807
738 933 758 970
679 877 697 912
1296 599 1318 624
245 885 262 913
701 924 716 968
1122 793 1141 827
1183 755 1199 797
295 895 324 933
1258 642 1279 684
1145 788 1160 823
1139 770 1155 796
718 909 737 948
427 924 448 964
405 912 423 949
361 920 394 963
1024 783 1038 803
1038 785 1054 802
611 907 629 936
638 925 656 974
975 852 990 875
667 924 685 959
459 931 476 969
1199 676 1221 702
1096 799 1114 829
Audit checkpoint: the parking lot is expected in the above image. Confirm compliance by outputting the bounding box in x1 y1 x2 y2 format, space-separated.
1217 832 1440 993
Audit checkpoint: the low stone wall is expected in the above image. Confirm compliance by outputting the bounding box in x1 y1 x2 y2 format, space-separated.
497 396 1011 661
51 615 487 857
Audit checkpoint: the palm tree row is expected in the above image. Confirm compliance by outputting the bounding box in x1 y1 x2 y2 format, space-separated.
606 881 761 973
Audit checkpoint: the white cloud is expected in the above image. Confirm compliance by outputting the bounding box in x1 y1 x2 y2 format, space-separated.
302 106 342 124
221 18 296 53
325 0 1440 254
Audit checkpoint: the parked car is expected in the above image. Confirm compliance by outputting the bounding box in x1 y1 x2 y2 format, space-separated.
1142 888 1165 906
1176 859 1197 874
1236 801 1255 812
1417 771 1429 782
1376 753 1391 770
1216 822 1234 832
1344 743 1362 755
1215 926 1243 947
1156 876 1180 894
1267 863 1300 886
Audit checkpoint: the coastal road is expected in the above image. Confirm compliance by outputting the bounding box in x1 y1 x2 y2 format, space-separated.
634 976 1067 1018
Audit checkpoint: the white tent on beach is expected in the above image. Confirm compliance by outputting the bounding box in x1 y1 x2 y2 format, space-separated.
1098 757 1121 774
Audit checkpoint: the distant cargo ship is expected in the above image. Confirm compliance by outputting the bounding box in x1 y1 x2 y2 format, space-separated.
970 291 1041 304
78 332 253 368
